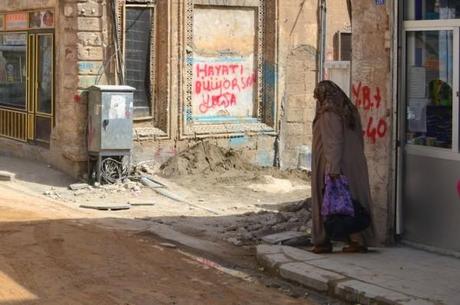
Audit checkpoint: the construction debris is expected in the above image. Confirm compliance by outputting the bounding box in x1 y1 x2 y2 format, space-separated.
128 200 155 206
79 204 131 211
160 141 254 177
0 171 15 181
68 183 91 191
220 199 312 246
140 176 165 189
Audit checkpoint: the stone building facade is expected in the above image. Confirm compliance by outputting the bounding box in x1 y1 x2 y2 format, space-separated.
4 0 459 253
0 0 351 176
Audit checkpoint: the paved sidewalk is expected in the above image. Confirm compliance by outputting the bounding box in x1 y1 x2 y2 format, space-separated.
257 245 460 305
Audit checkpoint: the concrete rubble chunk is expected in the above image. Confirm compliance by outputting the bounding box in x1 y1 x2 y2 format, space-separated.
69 183 91 191
261 231 308 245
0 171 15 181
279 262 346 292
335 280 418 305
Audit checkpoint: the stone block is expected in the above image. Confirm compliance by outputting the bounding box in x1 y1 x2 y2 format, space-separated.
282 135 304 150
228 136 257 150
335 280 414 305
285 107 305 123
256 135 276 151
284 122 305 136
78 75 98 89
77 2 102 17
255 150 274 167
77 45 103 60
280 262 346 292
78 61 103 75
77 17 101 31
77 32 102 46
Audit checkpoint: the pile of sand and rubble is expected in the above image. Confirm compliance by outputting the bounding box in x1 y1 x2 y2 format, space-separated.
159 141 256 177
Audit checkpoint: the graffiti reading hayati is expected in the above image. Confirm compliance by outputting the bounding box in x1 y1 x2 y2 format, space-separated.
352 82 388 144
193 56 256 117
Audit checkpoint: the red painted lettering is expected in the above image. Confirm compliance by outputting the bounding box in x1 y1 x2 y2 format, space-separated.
352 82 388 144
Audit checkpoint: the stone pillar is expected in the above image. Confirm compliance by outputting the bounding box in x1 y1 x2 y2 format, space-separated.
56 0 110 174
351 0 394 244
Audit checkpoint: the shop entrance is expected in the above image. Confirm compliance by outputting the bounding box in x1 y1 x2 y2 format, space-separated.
400 2 460 253
0 9 54 144
27 32 54 143
0 32 53 143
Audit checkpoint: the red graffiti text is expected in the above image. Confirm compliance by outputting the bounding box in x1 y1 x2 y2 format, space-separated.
352 82 388 144
193 61 255 115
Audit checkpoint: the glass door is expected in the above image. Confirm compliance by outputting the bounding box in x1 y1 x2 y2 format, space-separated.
27 32 53 143
401 25 460 252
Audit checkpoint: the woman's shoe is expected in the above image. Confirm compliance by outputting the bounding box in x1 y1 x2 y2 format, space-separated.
310 243 333 254
342 242 368 253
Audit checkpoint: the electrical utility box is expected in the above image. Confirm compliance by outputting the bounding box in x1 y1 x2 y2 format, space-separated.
87 85 135 152
87 85 135 184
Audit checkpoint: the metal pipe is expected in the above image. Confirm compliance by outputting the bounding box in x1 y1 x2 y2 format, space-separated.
318 0 327 81
393 0 403 237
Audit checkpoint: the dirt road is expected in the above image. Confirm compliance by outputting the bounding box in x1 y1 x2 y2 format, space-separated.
0 185 316 305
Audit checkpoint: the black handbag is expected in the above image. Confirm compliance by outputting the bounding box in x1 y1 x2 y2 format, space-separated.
323 200 371 241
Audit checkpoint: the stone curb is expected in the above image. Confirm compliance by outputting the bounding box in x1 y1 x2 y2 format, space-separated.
0 171 15 182
256 245 438 305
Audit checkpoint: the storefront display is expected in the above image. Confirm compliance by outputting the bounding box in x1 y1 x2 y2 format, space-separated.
402 5 460 253
0 33 27 109
405 30 453 148
0 9 54 143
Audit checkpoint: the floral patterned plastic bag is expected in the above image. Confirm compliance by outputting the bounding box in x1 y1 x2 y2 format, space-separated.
321 175 355 218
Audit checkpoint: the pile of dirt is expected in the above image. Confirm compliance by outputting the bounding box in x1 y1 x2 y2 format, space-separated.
160 142 255 177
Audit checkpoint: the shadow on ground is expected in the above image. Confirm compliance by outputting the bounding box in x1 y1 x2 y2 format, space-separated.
0 155 76 188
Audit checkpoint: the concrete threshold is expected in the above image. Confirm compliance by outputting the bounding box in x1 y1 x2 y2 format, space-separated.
257 245 455 305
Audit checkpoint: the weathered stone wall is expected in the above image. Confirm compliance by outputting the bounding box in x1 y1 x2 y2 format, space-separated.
0 0 351 180
134 1 278 166
59 0 110 168
279 0 351 169
326 0 351 61
0 0 112 177
351 0 394 244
